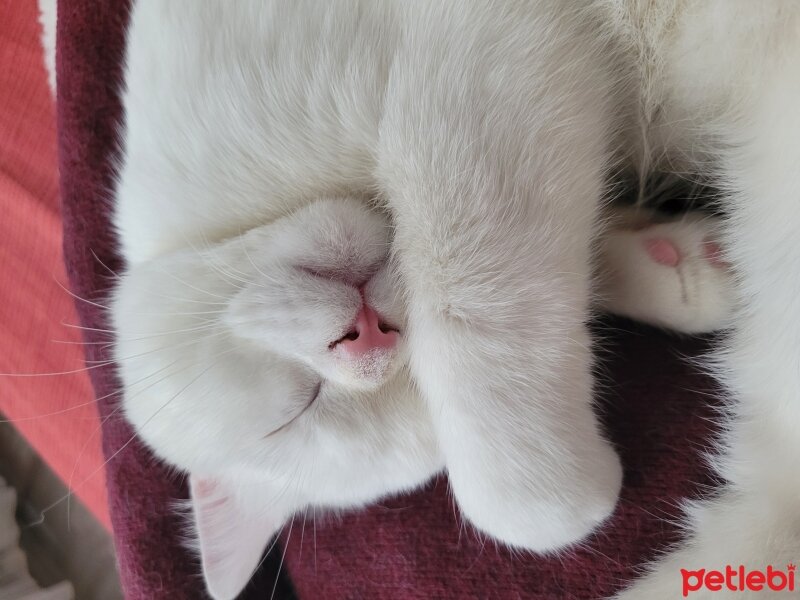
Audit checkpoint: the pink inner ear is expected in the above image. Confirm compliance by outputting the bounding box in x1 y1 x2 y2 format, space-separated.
194 478 218 497
191 475 281 599
644 237 681 267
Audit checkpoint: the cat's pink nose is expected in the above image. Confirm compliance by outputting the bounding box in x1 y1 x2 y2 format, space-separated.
336 303 398 355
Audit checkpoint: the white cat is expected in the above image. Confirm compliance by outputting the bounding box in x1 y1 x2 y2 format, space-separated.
113 4 621 597
602 1 800 598
104 1 763 599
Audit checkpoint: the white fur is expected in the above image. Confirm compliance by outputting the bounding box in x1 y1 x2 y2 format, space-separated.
113 198 442 598
114 2 626 596
37 0 56 95
603 1 800 598
107 0 797 598
596 209 734 333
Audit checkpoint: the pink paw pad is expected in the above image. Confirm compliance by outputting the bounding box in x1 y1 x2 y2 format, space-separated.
644 237 681 267
701 238 730 269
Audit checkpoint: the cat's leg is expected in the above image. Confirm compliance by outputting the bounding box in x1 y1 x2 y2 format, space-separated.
378 4 622 550
595 211 734 333
617 10 800 599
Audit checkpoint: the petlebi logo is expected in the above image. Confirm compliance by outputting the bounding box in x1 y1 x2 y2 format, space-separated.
681 564 796 596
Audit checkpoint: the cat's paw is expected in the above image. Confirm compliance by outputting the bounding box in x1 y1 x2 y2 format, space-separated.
456 425 623 552
597 212 734 333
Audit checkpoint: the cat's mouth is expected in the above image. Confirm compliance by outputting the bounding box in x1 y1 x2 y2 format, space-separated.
327 302 402 388
263 381 322 438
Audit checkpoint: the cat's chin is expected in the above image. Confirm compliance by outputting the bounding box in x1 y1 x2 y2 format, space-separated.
327 346 403 390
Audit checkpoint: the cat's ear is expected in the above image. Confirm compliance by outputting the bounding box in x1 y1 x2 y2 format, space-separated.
190 475 287 600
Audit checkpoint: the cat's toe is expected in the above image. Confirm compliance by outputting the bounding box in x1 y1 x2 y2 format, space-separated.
598 215 734 334
700 236 730 269
643 236 682 267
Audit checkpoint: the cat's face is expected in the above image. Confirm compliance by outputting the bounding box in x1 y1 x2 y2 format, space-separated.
115 198 442 600
224 199 406 390
114 198 414 481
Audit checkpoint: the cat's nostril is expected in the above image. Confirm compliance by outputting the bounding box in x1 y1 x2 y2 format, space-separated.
331 303 398 355
330 329 359 348
378 321 399 335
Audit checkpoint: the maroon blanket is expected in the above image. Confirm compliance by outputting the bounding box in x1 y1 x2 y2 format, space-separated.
58 2 721 598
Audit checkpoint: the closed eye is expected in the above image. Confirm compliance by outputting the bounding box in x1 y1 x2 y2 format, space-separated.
262 380 321 438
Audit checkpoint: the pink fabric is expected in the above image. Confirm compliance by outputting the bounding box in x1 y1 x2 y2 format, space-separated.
0 0 110 530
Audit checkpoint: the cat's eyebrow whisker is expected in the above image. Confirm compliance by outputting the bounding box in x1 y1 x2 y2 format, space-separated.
52 276 112 311
61 322 115 335
51 338 115 347
90 248 122 280
151 295 229 306
3 325 227 378
108 308 228 318
298 506 308 560
0 398 102 423
112 327 229 365
196 250 252 289
312 504 318 573
0 361 115 378
239 234 273 286
261 521 288 565
194 228 264 289
0 359 181 424
251 454 312 594
155 267 235 301
196 229 254 280
109 319 223 342
128 290 231 308
243 459 305 593
200 244 258 289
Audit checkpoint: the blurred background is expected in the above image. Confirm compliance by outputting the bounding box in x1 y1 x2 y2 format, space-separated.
0 1 121 597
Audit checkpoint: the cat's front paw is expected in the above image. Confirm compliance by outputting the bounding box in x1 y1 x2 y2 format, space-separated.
439 360 623 553
458 431 623 552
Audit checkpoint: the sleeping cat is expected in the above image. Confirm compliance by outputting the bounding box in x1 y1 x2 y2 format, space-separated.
106 1 785 599
602 2 800 598
114 195 727 599
114 4 626 597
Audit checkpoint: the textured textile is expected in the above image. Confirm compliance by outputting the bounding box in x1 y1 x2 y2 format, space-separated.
0 0 109 530
58 2 722 598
